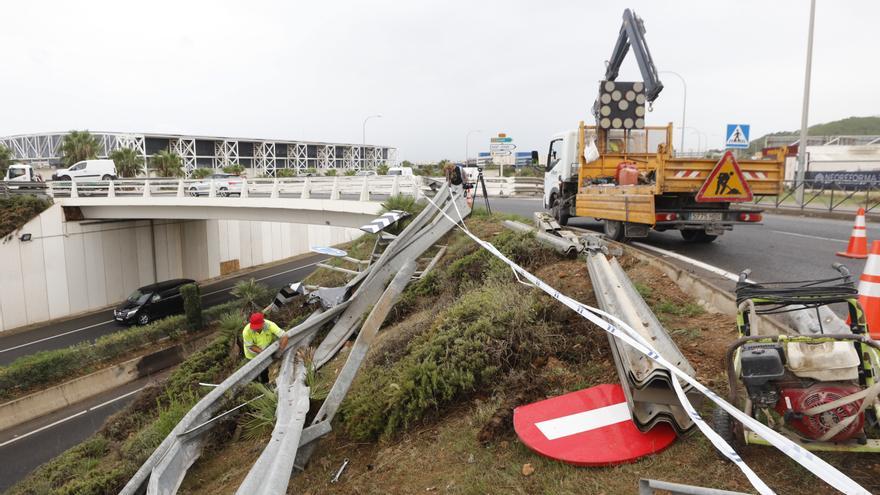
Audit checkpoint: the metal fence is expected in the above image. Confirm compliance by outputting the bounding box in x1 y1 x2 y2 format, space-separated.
752 179 880 214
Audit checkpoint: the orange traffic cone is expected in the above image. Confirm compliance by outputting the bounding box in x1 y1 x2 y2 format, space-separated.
837 208 868 259
858 241 880 339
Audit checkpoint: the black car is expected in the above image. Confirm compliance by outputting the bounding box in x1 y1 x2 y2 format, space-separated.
114 278 196 325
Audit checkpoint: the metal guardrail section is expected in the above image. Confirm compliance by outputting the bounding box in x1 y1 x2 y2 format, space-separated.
586 253 699 434
14 175 422 201
120 184 468 495
638 478 751 495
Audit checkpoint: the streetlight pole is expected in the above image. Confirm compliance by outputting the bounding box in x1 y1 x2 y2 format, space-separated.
465 130 482 166
660 71 686 153
362 114 382 146
795 0 816 206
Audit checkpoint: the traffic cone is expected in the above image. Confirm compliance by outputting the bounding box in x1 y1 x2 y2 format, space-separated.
837 208 868 259
858 241 880 339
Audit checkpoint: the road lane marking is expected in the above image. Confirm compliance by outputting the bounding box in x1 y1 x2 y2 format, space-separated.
0 259 326 354
770 230 847 244
0 320 114 354
0 386 145 447
631 242 753 283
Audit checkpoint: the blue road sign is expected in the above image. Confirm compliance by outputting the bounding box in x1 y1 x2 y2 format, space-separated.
310 246 348 257
725 124 750 149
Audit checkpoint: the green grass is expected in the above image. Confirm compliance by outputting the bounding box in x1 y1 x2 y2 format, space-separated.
656 300 705 317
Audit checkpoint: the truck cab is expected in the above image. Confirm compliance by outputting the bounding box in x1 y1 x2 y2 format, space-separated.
3 164 44 188
543 130 581 220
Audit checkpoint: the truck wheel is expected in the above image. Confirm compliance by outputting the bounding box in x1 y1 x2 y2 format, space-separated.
711 407 737 461
102 174 112 180
681 230 718 243
552 197 570 226
604 220 626 242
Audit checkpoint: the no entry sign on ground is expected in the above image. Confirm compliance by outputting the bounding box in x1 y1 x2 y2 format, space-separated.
513 383 676 466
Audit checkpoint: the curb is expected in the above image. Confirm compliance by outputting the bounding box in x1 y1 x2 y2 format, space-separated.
763 206 877 222
618 241 791 335
0 339 200 432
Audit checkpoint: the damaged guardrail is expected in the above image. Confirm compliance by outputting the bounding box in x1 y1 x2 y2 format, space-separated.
120 183 469 495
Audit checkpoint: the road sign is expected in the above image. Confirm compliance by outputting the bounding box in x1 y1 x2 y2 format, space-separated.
490 143 516 152
513 383 677 466
490 137 513 143
490 150 512 157
725 124 750 149
696 150 753 202
310 246 348 257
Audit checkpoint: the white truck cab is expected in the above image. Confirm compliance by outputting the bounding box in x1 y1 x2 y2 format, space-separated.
4 163 41 183
52 159 117 181
387 166 414 176
542 130 580 210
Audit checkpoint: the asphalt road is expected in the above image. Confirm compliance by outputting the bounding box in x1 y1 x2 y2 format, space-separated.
0 253 326 366
0 372 168 492
489 197 875 288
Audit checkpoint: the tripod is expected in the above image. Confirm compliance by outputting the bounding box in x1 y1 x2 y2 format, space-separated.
466 167 491 214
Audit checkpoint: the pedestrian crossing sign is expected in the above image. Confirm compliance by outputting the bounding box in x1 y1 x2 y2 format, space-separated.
725 124 750 149
696 150 753 202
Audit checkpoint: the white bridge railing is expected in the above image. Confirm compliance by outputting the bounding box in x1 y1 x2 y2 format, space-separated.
47 175 424 201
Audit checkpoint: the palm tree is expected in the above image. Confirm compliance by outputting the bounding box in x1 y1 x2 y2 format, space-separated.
231 278 273 313
0 144 13 178
61 130 101 166
151 149 183 177
109 147 143 178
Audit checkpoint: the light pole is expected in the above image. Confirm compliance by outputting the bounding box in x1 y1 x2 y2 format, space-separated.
362 114 382 146
465 130 482 166
795 0 816 205
678 127 706 154
660 71 686 153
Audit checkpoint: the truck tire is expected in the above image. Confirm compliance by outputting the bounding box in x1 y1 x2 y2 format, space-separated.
681 229 718 243
552 197 570 226
711 407 737 461
604 220 625 242
102 174 112 181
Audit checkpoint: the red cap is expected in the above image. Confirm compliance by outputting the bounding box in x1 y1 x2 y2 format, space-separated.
249 312 265 329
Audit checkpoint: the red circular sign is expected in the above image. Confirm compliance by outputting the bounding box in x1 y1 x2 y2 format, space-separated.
513 383 677 466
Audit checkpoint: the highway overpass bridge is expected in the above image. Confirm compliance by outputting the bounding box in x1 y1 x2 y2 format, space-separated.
0 176 422 333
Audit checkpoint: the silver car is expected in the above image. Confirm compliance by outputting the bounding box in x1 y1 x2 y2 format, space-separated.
187 173 244 197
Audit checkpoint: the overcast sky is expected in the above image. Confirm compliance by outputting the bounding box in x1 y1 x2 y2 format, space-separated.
1 1 877 161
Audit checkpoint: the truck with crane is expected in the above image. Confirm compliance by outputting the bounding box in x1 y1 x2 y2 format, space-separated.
542 9 785 242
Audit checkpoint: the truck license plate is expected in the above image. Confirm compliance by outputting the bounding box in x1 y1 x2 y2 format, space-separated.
691 212 723 222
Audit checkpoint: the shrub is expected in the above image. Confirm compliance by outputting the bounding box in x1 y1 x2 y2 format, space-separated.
151 149 183 178
0 194 52 238
190 168 213 179
181 283 203 330
230 278 274 314
376 163 389 175
276 168 296 178
325 169 338 176
340 282 552 440
222 163 245 175
304 167 317 176
344 169 357 176
241 382 278 440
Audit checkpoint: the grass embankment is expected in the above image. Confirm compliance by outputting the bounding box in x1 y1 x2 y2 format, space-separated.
6 281 315 495
0 195 52 238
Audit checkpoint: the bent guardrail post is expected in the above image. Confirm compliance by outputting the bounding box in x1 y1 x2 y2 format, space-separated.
120 303 348 495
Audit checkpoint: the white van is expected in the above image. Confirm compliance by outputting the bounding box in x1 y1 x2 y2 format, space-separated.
52 159 117 181
386 166 413 177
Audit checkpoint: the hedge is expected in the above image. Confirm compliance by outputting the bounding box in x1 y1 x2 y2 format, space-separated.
0 299 241 402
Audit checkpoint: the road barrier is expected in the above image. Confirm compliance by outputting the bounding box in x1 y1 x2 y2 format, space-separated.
120 184 468 495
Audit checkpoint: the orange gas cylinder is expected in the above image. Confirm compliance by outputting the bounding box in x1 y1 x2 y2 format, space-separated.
616 162 639 186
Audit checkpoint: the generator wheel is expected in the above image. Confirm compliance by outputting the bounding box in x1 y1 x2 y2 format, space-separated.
711 407 737 461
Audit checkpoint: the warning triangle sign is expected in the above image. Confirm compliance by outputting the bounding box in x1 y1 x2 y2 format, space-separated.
695 151 752 202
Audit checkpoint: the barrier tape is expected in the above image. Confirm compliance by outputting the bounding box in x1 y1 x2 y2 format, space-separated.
428 191 869 495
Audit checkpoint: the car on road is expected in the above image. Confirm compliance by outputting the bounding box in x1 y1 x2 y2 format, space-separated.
51 159 118 181
114 278 196 325
387 166 413 176
355 170 377 176
187 173 244 197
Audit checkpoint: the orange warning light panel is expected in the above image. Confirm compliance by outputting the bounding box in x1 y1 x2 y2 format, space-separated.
695 150 753 202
